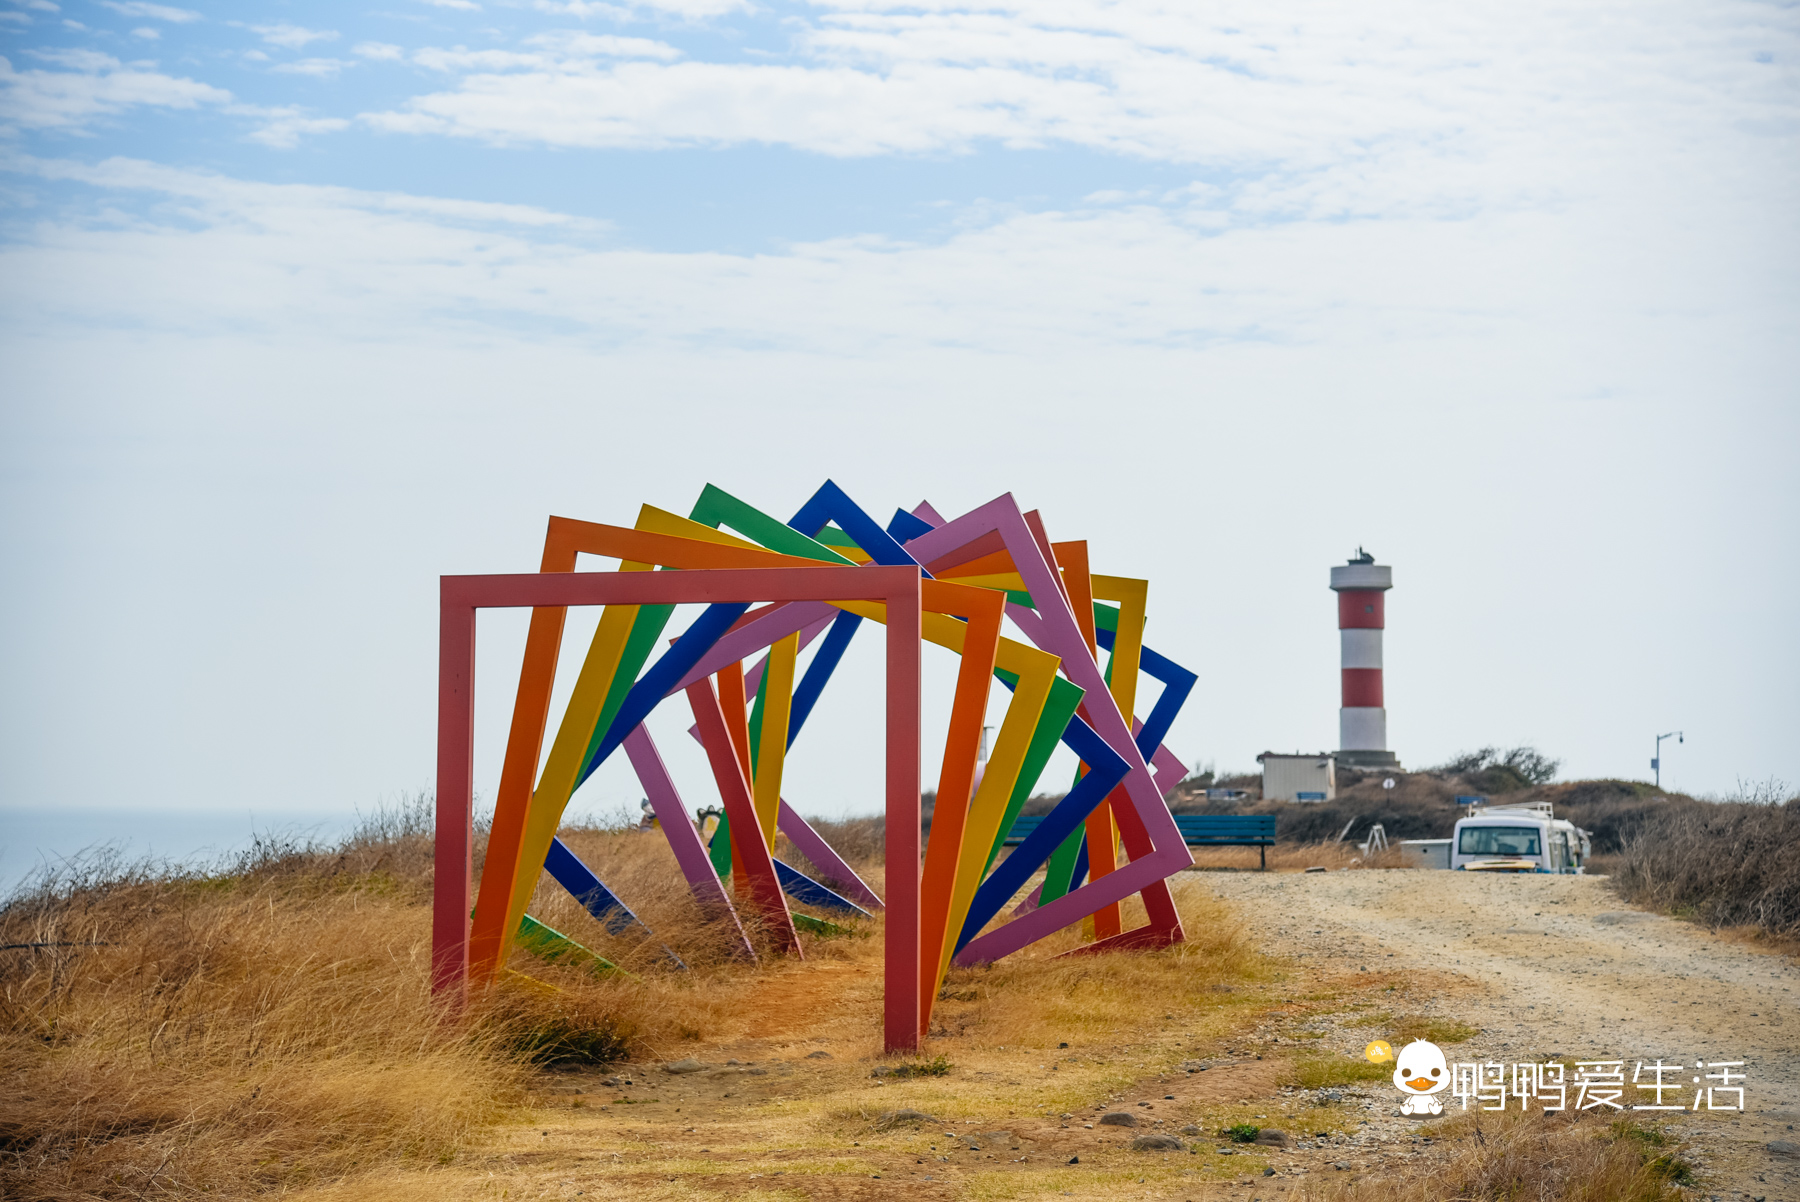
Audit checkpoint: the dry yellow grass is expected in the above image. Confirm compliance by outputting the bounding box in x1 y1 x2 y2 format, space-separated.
1 812 1705 1202
1182 841 1409 874
524 825 1268 1059
323 867 1289 1202
0 862 516 1198
0 813 1274 1199
1296 1110 1692 1202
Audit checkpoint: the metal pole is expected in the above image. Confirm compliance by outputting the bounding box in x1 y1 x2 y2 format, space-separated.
1653 731 1683 790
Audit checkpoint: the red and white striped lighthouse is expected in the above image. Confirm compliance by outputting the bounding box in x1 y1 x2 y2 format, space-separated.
1330 549 1400 770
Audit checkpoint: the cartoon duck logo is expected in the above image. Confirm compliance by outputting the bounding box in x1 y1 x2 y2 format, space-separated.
1391 1040 1449 1115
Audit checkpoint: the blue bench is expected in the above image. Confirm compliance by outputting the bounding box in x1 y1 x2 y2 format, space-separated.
1177 814 1276 870
1000 814 1049 846
1003 812 1277 870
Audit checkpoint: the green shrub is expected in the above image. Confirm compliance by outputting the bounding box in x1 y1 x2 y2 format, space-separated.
879 1055 952 1079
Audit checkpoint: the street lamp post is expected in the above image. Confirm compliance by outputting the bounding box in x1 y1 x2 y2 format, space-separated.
1652 731 1683 790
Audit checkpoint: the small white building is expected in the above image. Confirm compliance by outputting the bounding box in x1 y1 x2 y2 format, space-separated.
1258 752 1336 802
1399 839 1452 870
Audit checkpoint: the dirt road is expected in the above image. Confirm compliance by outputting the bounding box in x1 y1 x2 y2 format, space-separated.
1209 868 1799 1199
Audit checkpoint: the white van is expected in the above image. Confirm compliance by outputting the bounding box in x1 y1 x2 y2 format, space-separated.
1451 802 1591 874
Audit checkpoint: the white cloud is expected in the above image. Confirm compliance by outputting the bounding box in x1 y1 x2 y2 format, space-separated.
411 32 681 73
409 46 536 73
652 0 750 14
363 60 1106 154
353 42 406 61
18 0 61 12
99 1 199 21
1 150 1788 361
130 25 158 39
5 154 606 229
533 0 622 15
535 0 750 18
420 0 481 9
26 48 115 69
271 57 351 77
0 50 230 132
234 106 351 146
0 11 31 23
546 31 682 59
357 0 1799 231
249 23 338 49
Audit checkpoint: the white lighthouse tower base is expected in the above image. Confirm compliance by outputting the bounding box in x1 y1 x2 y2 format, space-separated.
1340 707 1388 755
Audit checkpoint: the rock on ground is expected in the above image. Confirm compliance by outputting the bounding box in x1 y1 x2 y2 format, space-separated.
1131 1134 1185 1151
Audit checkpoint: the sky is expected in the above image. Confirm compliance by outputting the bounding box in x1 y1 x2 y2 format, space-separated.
1 0 1797 844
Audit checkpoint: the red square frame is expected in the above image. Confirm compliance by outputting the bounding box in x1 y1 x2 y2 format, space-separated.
436 564 926 1051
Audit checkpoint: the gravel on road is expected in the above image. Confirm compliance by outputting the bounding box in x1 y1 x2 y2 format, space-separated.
1207 869 1799 1199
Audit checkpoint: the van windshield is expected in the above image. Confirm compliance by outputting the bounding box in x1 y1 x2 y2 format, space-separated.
1458 826 1541 857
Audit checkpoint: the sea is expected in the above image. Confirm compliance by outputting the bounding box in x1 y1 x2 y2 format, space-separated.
0 808 365 897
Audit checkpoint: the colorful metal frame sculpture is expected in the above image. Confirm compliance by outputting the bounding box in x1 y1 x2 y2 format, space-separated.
433 484 1199 1053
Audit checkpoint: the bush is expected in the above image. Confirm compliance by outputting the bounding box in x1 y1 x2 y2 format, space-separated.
1433 746 1561 793
484 994 634 1066
876 1054 952 1079
1540 780 1672 852
791 815 885 870
1611 798 1800 938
